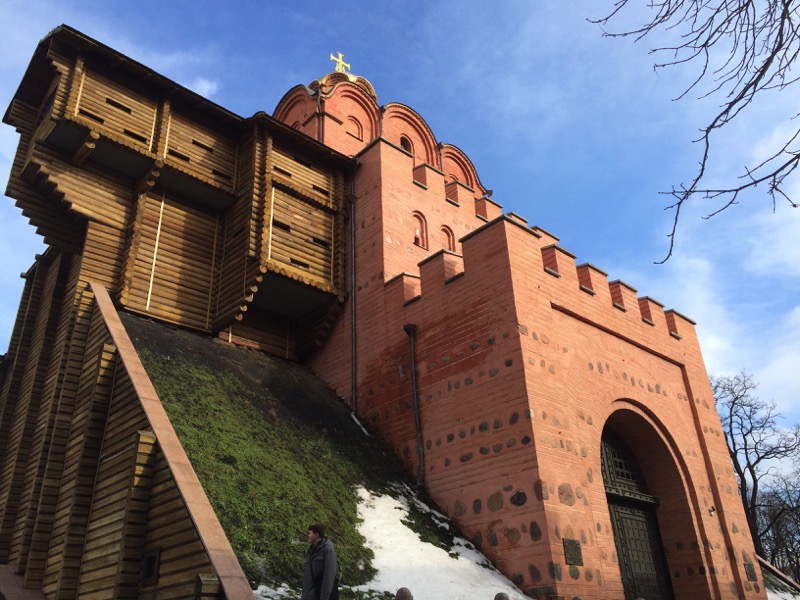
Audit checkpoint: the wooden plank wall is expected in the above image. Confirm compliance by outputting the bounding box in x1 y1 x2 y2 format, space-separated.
11 253 80 577
74 67 158 152
269 187 334 285
140 450 217 599
41 307 117 598
213 126 264 329
266 143 340 293
0 274 234 599
75 365 152 599
24 284 97 589
48 42 83 122
24 221 123 589
4 251 70 569
120 192 220 331
0 263 44 560
28 147 132 231
3 99 85 254
224 307 296 360
0 270 36 475
165 111 238 191
58 51 239 194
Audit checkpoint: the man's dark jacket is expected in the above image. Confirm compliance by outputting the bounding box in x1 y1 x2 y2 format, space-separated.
301 538 339 600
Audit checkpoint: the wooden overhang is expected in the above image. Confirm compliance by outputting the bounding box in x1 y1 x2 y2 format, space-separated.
3 25 357 354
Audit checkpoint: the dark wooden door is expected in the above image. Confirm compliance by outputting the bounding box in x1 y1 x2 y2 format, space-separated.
609 500 673 600
602 432 673 600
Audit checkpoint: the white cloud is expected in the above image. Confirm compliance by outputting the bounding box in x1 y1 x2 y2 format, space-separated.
743 205 800 278
751 306 800 419
185 76 222 99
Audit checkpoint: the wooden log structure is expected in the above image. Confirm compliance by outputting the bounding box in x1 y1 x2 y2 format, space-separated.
0 24 356 599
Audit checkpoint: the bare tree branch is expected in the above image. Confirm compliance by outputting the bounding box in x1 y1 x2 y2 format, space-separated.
713 370 800 557
593 1 800 262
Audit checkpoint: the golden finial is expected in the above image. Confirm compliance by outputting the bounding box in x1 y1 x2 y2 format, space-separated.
330 52 350 74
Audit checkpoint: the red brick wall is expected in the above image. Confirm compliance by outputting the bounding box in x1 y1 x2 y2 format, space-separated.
286 75 765 600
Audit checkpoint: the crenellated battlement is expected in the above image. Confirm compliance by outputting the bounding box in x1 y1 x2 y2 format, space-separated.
384 215 696 353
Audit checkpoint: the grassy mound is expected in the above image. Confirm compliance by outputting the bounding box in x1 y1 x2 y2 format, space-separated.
122 314 410 590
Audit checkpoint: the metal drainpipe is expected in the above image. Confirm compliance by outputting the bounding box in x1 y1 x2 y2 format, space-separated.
403 323 425 486
316 87 323 143
349 171 358 416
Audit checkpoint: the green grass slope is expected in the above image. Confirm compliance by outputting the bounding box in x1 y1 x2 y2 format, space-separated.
120 313 416 590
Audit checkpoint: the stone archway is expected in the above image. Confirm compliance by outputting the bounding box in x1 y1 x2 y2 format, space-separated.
602 430 674 600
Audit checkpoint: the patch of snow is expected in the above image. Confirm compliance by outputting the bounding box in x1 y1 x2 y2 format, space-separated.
768 588 800 600
350 487 527 600
253 485 797 600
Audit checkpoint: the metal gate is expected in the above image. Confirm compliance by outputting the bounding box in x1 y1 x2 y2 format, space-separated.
602 433 673 600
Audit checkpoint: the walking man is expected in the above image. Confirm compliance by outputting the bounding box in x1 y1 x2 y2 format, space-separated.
301 524 339 600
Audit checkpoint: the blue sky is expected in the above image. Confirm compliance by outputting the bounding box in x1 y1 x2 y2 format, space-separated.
1 1 798 422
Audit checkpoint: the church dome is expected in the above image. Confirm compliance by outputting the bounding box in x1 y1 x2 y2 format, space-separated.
308 54 378 102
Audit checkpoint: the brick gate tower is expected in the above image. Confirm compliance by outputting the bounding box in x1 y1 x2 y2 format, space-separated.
275 67 766 600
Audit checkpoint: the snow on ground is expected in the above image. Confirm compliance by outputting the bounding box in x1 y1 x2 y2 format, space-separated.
255 485 798 600
349 487 527 600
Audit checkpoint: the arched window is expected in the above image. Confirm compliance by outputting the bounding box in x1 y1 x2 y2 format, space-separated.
400 135 413 155
412 212 428 249
347 116 363 140
441 226 456 252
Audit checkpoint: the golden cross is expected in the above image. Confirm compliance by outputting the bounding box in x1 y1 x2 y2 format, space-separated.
330 52 350 74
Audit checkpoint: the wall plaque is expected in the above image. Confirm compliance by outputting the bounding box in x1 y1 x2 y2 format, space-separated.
563 538 583 566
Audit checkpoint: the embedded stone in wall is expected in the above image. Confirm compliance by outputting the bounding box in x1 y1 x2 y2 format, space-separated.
528 564 542 582
534 480 548 501
530 521 542 541
510 491 527 506
453 500 466 517
488 492 504 511
473 499 482 514
558 483 575 506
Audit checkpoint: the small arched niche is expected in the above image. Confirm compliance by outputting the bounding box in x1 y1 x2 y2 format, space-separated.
440 225 456 252
412 211 428 249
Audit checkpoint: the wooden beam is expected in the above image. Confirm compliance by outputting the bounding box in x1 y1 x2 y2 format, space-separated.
72 130 100 166
135 159 165 195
